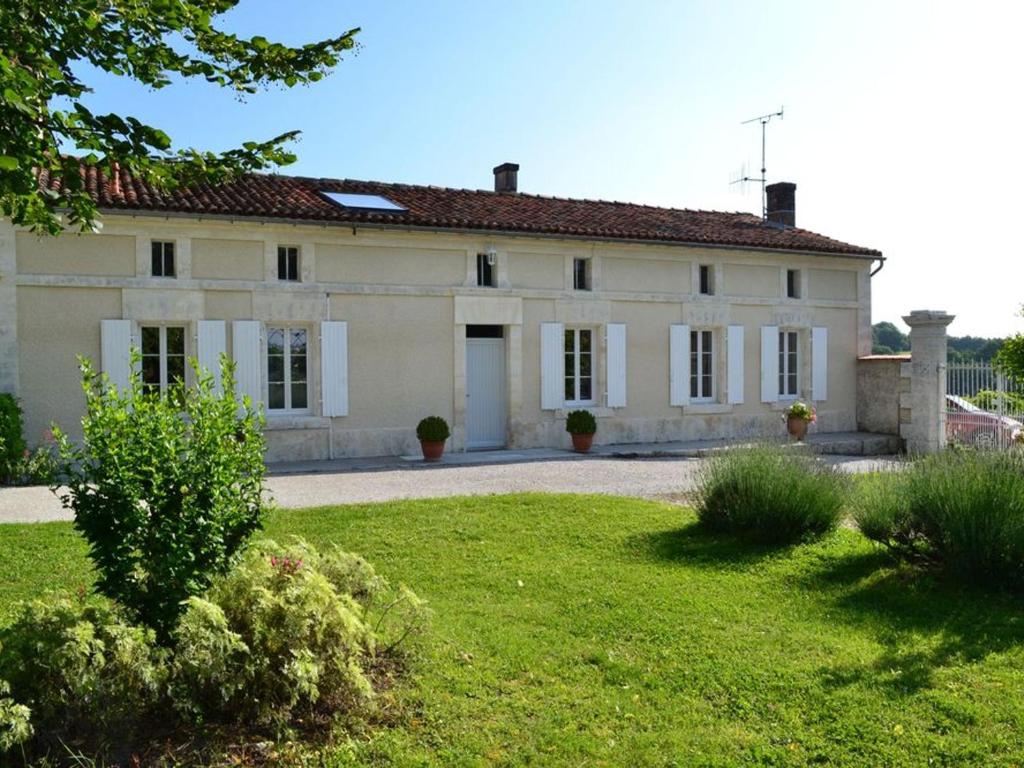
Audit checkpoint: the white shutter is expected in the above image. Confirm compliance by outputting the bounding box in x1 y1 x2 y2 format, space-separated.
100 319 132 392
197 320 227 394
669 324 690 406
606 323 627 408
232 320 262 408
727 325 745 405
812 326 828 402
321 321 349 417
540 322 565 410
761 325 779 403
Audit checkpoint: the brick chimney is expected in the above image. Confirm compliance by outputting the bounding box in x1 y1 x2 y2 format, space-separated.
493 162 519 194
766 182 796 227
109 160 122 198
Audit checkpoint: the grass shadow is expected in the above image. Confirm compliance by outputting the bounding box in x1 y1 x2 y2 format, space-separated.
801 547 1024 695
625 522 790 569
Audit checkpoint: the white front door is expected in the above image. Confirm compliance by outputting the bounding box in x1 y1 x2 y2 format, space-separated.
466 337 507 449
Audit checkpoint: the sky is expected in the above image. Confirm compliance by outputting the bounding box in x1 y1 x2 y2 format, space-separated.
76 0 1024 337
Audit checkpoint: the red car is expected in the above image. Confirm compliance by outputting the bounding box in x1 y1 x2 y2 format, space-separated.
946 394 1023 448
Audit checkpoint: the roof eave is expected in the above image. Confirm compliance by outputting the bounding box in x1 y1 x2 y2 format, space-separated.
94 207 883 260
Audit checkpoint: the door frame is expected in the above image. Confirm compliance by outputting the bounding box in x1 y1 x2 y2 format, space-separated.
465 330 508 450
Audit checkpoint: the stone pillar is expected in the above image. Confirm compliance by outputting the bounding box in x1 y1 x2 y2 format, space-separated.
902 310 955 454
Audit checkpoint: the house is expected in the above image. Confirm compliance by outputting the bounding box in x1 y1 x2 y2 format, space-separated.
0 162 882 461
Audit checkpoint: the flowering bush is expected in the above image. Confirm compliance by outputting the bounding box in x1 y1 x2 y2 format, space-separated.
170 538 428 733
782 401 817 422
0 593 167 752
53 355 265 643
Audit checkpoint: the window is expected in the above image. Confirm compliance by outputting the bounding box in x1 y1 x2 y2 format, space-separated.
786 269 801 299
476 252 496 287
573 258 591 291
690 330 714 401
699 265 714 295
564 328 594 405
140 325 185 396
151 241 175 277
267 327 308 412
278 246 299 281
319 191 407 212
779 330 799 398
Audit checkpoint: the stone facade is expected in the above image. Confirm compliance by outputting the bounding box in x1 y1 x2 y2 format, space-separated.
3 215 877 460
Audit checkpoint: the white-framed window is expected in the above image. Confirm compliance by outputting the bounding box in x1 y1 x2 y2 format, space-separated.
573 258 591 291
278 246 300 281
476 252 496 287
564 327 595 405
151 241 175 278
690 329 715 402
779 329 799 398
267 326 309 412
698 264 714 295
140 325 186 396
786 269 801 299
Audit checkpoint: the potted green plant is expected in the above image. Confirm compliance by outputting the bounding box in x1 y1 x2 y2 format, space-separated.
782 401 816 442
565 409 597 453
416 416 451 462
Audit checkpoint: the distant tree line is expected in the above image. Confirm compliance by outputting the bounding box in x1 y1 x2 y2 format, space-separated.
871 321 1005 362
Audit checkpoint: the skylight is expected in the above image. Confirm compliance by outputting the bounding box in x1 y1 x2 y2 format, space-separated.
320 191 407 212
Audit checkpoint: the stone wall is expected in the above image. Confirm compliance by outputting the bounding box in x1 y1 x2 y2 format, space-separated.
857 355 910 437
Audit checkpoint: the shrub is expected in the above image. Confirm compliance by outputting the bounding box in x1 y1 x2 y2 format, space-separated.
0 594 166 749
169 539 427 732
0 394 26 484
0 681 32 753
853 451 1024 587
565 409 597 435
696 445 847 543
416 415 450 443
52 356 266 643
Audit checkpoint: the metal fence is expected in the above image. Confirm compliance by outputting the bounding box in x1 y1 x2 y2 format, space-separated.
946 361 1024 449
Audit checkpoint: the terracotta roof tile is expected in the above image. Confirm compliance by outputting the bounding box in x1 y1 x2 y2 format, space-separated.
43 161 881 257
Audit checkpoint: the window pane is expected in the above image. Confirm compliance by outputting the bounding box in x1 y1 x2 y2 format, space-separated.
690 375 698 399
565 377 575 401
290 329 307 354
164 252 175 277
141 326 160 355
564 329 575 354
702 373 712 398
141 355 160 385
268 383 285 410
579 330 591 353
267 328 284 355
268 354 284 384
788 372 797 394
291 383 308 410
151 243 163 276
277 249 286 280
166 326 185 355
579 353 591 377
167 355 185 385
580 377 592 401
290 355 306 383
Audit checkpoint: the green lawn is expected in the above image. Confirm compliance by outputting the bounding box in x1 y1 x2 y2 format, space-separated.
3 494 1024 766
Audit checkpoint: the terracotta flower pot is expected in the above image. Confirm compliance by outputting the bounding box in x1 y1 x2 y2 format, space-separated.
420 440 446 462
571 433 595 454
787 415 810 442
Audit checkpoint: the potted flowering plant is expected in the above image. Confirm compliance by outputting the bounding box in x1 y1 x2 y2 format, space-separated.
416 416 450 462
782 401 816 441
565 409 597 453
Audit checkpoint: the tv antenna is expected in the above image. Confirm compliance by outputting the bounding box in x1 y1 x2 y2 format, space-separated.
730 106 784 219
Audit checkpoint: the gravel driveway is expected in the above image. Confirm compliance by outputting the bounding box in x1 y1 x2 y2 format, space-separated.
0 454 897 524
